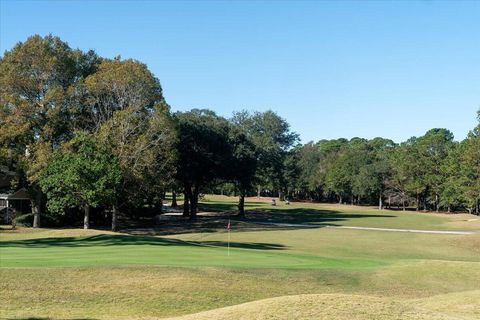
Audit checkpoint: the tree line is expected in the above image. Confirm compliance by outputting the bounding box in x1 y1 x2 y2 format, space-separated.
283 127 479 214
0 35 478 231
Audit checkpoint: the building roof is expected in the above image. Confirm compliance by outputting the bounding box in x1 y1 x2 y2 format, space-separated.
0 188 31 200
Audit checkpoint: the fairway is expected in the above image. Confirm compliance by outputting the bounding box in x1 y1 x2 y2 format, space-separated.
200 195 480 231
1 198 479 319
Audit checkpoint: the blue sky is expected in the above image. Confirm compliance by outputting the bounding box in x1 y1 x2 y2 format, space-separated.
1 0 479 143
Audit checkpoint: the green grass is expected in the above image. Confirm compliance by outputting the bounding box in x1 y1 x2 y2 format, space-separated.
0 232 383 269
201 195 480 231
1 195 479 319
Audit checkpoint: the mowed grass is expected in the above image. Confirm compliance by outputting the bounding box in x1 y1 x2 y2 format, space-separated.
1 196 480 319
201 194 480 231
0 231 382 269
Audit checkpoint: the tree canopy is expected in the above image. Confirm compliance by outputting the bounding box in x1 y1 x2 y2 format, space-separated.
1 34 479 231
39 133 122 229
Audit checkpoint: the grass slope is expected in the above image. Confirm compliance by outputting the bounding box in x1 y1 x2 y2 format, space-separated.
2 265 479 320
1 227 479 319
165 293 472 320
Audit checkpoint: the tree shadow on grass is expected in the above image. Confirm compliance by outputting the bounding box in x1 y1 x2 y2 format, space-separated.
122 206 396 236
198 201 267 212
0 233 286 251
244 208 395 225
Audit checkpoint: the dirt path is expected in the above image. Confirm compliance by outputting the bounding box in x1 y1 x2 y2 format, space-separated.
252 222 480 235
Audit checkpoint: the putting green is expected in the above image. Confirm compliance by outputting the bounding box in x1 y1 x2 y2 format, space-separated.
0 231 384 269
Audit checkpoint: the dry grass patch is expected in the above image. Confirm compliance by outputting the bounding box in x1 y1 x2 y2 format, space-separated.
413 290 480 319
1 264 478 320
165 294 460 320
0 226 116 240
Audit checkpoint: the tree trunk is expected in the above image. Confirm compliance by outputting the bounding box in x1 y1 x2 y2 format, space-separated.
416 193 420 211
32 192 42 228
378 192 383 210
183 190 190 217
158 198 163 214
435 194 439 212
33 208 41 228
5 200 10 224
447 205 451 213
84 205 90 229
257 186 261 198
350 195 354 206
171 191 178 207
189 187 198 220
402 198 406 211
238 191 245 217
278 190 284 201
190 197 197 220
112 205 118 232
338 195 343 204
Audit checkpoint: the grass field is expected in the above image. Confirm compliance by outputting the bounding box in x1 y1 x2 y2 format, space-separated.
200 195 480 231
1 196 479 319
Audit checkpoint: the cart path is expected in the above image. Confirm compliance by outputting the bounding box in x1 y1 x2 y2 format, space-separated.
251 221 480 235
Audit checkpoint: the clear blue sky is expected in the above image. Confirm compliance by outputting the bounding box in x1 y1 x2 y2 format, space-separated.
1 0 479 143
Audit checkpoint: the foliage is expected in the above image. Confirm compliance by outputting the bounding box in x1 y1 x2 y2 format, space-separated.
175 109 234 217
0 34 99 183
82 58 165 131
1 34 479 226
232 110 299 198
227 125 257 214
39 133 122 216
0 35 100 227
97 104 177 208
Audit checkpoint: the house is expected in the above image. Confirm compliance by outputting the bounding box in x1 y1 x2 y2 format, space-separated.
0 188 32 223
0 165 31 223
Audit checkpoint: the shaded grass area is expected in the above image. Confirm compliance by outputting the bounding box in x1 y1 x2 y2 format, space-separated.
198 200 267 213
200 195 480 231
0 234 286 251
244 208 394 225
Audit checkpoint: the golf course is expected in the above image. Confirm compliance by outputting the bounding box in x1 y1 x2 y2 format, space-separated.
2 3 480 318
1 196 479 320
